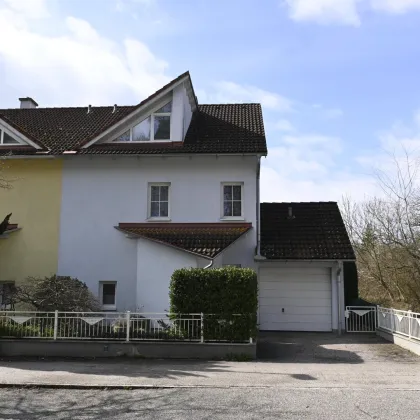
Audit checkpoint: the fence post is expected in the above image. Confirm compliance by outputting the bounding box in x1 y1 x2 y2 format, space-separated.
200 313 204 343
391 308 395 333
126 311 131 342
53 310 58 340
408 310 412 339
374 307 377 331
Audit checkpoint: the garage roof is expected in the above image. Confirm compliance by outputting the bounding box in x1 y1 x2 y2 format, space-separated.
260 202 355 260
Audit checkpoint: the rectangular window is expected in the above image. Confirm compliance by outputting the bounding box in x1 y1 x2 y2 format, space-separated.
0 282 16 309
99 282 117 310
222 183 243 218
149 183 170 219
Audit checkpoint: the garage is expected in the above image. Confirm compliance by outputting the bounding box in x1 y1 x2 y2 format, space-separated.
259 267 332 331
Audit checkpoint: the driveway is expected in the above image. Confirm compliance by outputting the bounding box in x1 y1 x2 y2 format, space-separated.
257 331 420 363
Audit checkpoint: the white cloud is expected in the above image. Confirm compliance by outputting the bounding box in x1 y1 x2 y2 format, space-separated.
283 0 361 26
201 82 293 112
0 0 171 107
370 0 420 14
274 119 295 132
3 0 49 19
283 0 420 26
259 132 367 203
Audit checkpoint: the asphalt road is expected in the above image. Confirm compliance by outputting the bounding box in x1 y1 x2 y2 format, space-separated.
0 387 419 420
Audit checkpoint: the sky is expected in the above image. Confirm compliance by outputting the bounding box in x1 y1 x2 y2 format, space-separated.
1 0 420 203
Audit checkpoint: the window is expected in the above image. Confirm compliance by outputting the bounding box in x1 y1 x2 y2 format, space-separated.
0 129 19 145
149 183 170 219
99 282 117 310
222 183 243 218
0 282 16 309
223 264 242 268
112 101 172 143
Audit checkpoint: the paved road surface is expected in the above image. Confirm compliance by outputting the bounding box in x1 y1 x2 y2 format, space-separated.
0 334 418 419
0 387 419 420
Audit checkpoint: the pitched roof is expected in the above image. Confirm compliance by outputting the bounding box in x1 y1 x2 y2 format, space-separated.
117 222 252 258
0 72 267 156
260 202 355 260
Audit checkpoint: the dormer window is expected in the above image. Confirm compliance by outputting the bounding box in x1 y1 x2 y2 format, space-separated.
0 129 20 145
112 101 172 143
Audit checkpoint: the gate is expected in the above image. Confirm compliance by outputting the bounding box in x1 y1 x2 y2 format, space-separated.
345 306 377 332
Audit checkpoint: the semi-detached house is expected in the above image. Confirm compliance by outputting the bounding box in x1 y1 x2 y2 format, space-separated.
0 71 355 333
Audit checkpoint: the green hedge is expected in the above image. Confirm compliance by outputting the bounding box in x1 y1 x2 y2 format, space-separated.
169 267 258 341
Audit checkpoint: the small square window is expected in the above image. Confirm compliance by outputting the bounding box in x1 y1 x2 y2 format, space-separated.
149 183 170 219
100 282 117 310
222 183 243 218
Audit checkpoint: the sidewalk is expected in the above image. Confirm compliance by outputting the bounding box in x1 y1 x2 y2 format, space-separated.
1 357 420 390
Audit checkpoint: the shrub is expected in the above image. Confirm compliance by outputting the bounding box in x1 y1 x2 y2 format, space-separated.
170 267 258 341
15 275 100 312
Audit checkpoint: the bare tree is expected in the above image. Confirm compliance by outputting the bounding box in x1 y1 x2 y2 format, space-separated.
343 149 420 311
14 275 101 312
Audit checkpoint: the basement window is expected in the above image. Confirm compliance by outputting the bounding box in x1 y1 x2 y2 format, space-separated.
99 282 117 310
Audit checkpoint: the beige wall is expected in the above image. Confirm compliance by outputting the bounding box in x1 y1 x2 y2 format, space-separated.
0 159 62 284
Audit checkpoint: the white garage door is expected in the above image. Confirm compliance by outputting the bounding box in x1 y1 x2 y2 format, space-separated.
259 267 332 332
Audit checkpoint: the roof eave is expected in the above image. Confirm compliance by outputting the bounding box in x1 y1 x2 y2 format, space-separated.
114 226 214 260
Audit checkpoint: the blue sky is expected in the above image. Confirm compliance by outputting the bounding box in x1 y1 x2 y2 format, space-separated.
1 0 420 202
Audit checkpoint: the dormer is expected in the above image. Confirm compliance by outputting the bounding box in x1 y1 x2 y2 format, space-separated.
81 72 197 149
0 118 43 150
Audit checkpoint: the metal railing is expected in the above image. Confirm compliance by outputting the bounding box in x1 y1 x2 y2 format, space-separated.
377 307 420 342
345 306 377 332
0 311 254 343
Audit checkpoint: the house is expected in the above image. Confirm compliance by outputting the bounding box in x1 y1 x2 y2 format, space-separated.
0 72 355 332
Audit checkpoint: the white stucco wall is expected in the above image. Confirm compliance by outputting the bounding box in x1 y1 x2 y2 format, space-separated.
58 155 258 311
136 238 199 313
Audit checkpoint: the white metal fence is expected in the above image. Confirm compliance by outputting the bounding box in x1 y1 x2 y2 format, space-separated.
377 306 420 342
345 306 377 332
0 311 254 343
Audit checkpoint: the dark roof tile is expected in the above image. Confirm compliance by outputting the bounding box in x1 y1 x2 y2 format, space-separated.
0 74 267 156
117 222 252 258
260 202 355 260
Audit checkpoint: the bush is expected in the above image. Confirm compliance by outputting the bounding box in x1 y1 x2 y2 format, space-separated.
15 275 100 312
170 267 258 342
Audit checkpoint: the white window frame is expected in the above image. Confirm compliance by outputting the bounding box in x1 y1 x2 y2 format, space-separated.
111 99 172 143
0 281 15 309
99 281 117 311
147 182 171 221
0 127 24 146
220 182 244 220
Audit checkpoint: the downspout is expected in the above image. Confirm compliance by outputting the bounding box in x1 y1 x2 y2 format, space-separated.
204 259 214 269
256 156 261 256
336 261 343 335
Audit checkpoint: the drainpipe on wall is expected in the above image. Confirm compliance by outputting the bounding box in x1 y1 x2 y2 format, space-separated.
256 156 262 256
337 261 343 335
204 259 214 269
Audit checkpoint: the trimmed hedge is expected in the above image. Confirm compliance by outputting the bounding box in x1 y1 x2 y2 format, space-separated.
170 267 258 341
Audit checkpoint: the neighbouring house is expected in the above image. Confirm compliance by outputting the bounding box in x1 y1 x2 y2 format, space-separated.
0 72 355 332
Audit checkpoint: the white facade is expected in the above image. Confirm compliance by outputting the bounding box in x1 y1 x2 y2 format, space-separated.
57 155 258 312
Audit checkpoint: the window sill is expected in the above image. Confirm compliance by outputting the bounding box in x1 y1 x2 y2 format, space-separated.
220 217 245 222
146 217 172 222
101 305 117 311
